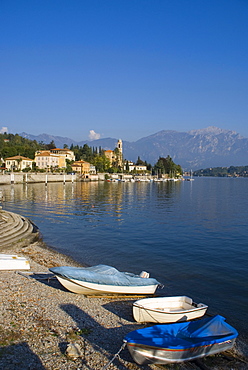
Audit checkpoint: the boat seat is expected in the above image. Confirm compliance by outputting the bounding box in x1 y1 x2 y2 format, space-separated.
168 308 187 313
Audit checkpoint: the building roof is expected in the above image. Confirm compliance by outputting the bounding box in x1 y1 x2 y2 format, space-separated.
73 160 90 165
50 148 72 152
35 151 57 157
5 155 33 161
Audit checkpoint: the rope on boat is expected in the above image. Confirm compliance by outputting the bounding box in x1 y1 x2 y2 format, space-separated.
101 341 127 370
17 271 55 281
134 303 161 323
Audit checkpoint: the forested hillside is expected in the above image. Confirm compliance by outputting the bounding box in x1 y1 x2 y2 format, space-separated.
194 166 248 177
0 133 53 159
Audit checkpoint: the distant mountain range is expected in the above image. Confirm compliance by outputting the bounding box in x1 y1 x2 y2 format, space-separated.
20 126 248 170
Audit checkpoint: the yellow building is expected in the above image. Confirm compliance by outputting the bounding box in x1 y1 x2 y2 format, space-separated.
104 139 123 167
104 150 115 165
50 148 75 161
71 160 90 174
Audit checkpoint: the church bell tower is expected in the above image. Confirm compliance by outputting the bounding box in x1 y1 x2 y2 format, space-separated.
117 139 122 156
117 139 123 167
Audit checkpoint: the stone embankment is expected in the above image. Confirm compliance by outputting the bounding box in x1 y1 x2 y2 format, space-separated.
0 210 247 369
0 173 78 185
0 209 40 249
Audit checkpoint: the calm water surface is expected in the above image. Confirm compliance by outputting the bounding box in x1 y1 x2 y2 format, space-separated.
1 177 248 340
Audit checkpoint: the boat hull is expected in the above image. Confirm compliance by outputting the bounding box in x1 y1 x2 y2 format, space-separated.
133 296 208 323
0 254 30 270
56 275 158 295
124 315 238 365
126 338 236 365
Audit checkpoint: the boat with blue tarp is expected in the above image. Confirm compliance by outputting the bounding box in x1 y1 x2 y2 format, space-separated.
50 264 161 295
124 315 238 365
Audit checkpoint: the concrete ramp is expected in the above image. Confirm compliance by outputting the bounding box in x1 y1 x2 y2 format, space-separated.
0 210 40 249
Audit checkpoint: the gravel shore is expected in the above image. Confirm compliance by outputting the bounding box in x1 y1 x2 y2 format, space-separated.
0 242 247 370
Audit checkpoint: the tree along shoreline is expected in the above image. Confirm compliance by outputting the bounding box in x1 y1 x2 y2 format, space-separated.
194 165 248 177
1 133 183 176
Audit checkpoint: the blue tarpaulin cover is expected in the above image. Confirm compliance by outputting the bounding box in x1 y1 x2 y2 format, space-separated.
124 315 238 349
49 264 160 287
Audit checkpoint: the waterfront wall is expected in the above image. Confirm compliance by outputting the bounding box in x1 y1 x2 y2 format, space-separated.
0 172 157 185
0 173 78 185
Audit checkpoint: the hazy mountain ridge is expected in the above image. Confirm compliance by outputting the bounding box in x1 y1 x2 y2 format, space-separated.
19 126 248 170
20 132 78 148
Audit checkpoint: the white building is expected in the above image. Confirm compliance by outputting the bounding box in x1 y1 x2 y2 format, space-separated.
35 151 59 170
5 156 33 171
35 148 75 169
125 161 147 172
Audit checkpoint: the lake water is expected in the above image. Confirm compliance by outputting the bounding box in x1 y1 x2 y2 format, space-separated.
1 177 248 341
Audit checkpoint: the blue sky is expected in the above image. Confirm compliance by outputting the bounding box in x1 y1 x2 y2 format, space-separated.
1 0 248 142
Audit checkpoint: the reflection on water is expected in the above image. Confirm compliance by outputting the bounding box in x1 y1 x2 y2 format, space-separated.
1 178 248 340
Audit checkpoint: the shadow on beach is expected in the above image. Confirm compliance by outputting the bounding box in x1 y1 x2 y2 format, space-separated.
0 342 46 370
101 300 135 322
60 303 149 370
17 271 70 292
60 303 248 370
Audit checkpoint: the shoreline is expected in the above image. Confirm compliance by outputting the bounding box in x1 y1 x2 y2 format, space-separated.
1 241 248 369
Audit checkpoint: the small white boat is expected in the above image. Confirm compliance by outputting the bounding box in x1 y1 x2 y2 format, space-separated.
124 315 238 365
0 254 30 270
133 296 208 323
50 264 161 295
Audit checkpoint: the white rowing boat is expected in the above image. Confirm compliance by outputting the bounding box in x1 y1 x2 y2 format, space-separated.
0 254 30 270
133 296 208 323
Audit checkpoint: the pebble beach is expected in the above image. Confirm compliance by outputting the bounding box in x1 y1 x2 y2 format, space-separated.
1 241 248 370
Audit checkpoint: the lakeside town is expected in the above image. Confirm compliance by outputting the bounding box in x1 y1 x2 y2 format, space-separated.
1 133 248 369
1 133 248 183
0 134 183 182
